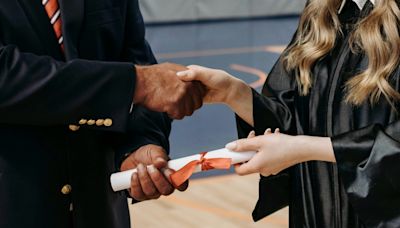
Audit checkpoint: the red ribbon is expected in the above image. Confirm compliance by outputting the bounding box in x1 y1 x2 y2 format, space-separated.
170 152 232 188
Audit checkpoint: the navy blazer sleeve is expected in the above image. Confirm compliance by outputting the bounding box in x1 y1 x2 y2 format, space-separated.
0 39 136 132
113 0 172 166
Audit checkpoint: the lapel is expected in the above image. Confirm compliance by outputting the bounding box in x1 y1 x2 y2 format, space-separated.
16 0 64 59
58 0 85 60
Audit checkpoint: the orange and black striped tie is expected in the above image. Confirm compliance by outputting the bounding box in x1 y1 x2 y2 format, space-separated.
42 0 64 52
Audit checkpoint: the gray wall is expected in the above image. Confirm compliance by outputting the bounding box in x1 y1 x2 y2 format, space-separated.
140 0 307 23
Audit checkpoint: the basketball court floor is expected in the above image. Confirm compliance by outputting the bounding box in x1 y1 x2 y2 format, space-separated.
131 16 299 227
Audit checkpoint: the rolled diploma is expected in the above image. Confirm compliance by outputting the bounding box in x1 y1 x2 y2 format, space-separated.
110 148 256 192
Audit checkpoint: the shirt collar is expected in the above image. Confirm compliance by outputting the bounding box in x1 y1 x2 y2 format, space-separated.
338 0 375 13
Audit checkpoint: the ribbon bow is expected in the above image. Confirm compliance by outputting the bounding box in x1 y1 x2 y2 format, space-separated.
170 152 232 187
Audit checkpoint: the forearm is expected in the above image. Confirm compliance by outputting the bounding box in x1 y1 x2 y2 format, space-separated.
295 135 336 163
225 79 254 126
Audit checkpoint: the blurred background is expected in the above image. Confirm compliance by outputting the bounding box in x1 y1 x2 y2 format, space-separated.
130 1 306 227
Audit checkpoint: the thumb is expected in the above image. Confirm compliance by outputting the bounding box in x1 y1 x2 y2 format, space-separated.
234 162 257 176
176 69 196 81
150 147 169 169
225 137 260 152
177 65 213 83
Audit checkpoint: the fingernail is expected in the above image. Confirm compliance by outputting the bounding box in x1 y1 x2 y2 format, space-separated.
225 142 237 150
137 163 145 172
156 157 166 164
147 165 156 173
176 71 187 77
163 169 173 177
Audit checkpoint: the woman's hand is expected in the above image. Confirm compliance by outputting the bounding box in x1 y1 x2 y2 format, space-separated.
227 129 336 177
177 65 255 125
177 65 247 105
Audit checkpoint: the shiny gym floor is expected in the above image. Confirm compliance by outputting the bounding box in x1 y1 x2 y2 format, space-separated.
131 16 299 228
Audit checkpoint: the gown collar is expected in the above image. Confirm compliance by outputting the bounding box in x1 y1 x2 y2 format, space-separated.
338 0 375 13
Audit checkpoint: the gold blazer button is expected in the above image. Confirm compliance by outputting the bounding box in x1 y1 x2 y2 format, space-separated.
104 119 113 127
68 125 80 132
61 184 72 195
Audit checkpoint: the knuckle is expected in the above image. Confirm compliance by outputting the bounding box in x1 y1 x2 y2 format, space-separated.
150 173 163 183
178 86 187 96
131 190 144 201
145 188 157 197
161 186 174 196
152 194 161 200
164 104 172 113
235 142 243 150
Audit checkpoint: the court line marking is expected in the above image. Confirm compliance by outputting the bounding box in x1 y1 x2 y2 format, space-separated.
164 195 288 226
161 175 288 226
190 174 245 185
156 45 286 60
230 64 268 89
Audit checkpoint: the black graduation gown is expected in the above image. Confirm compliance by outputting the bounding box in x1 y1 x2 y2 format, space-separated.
236 2 400 227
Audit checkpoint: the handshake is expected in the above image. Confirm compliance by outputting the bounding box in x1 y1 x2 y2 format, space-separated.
125 62 248 201
133 62 237 119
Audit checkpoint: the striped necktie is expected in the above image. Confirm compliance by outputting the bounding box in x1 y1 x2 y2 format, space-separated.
42 0 64 52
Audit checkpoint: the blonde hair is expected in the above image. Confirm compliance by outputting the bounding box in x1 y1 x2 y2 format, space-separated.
283 0 400 106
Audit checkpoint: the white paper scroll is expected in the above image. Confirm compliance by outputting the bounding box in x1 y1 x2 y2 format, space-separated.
110 148 256 192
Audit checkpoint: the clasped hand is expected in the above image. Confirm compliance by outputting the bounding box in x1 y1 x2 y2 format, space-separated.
133 63 206 119
121 144 188 201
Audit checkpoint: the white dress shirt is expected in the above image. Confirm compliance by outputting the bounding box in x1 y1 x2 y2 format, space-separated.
339 0 375 13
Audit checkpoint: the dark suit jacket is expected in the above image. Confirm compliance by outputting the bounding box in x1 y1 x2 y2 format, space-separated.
0 0 171 228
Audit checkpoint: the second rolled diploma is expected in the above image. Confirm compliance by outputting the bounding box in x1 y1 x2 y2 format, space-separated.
111 148 256 192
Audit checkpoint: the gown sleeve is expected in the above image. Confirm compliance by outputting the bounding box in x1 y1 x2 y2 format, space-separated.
235 37 298 221
236 57 297 137
331 120 400 227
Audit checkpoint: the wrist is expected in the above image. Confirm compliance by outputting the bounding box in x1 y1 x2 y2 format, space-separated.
294 136 336 163
291 136 313 163
133 65 147 104
225 79 251 109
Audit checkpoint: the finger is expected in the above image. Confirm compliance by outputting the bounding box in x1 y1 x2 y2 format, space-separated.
149 148 169 170
195 81 207 97
137 163 160 199
176 70 196 81
184 90 196 116
225 137 260 152
234 161 258 176
130 172 146 201
274 128 280 134
120 154 136 171
168 106 185 120
177 180 189 192
163 169 189 191
148 165 174 196
153 157 168 170
247 131 256 138
177 66 213 84
264 128 272 135
191 82 204 111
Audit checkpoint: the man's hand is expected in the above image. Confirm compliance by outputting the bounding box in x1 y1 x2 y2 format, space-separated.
121 144 188 201
133 63 206 119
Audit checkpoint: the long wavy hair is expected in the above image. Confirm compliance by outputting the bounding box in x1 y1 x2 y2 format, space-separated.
283 0 400 106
